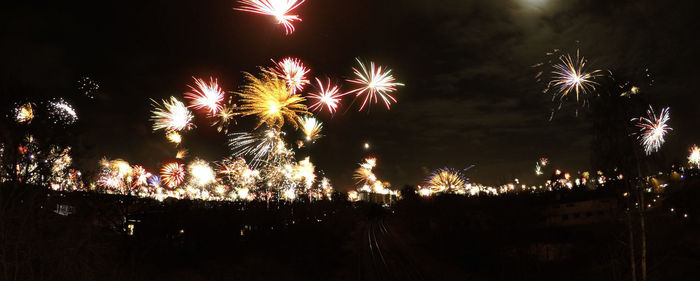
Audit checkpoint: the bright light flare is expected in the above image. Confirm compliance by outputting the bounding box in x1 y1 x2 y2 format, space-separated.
167 132 182 145
185 77 225 115
151 97 195 132
633 106 671 155
188 159 216 187
235 0 305 35
300 116 322 142
689 145 700 167
346 58 404 111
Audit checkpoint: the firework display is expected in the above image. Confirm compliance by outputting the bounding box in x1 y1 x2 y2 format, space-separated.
185 77 225 115
268 57 310 94
308 78 345 114
234 0 305 34
236 72 309 129
14 103 34 124
689 145 700 167
633 105 671 155
346 59 404 111
151 97 195 132
48 98 78 125
300 116 322 142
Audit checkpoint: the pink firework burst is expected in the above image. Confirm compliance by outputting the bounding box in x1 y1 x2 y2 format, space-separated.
308 78 346 114
346 58 404 111
185 77 225 115
235 0 305 35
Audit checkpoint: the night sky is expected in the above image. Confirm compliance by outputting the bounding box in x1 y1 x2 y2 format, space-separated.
3 0 699 190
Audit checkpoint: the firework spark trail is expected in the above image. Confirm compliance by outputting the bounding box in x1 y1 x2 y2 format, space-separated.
308 77 346 114
228 128 286 168
151 97 195 132
234 0 305 34
346 58 404 111
633 105 672 155
185 77 225 115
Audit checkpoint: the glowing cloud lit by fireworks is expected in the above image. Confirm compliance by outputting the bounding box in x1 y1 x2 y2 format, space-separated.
689 145 700 167
632 105 671 155
236 72 309 129
547 50 601 103
48 98 78 124
185 77 225 115
161 162 186 189
308 78 345 114
151 97 195 132
300 116 322 142
346 58 404 111
234 0 305 35
268 57 310 94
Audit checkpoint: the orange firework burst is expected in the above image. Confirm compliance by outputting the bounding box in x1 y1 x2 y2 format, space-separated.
236 72 309 129
160 162 185 189
346 58 404 111
185 77 225 115
234 0 305 35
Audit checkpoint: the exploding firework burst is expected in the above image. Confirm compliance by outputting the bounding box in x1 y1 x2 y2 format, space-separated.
14 103 34 124
234 0 305 34
632 105 671 155
300 116 322 142
151 97 195 132
308 78 345 114
236 72 309 129
161 162 186 189
77 76 99 99
346 58 404 111
353 157 378 186
167 131 182 145
213 97 237 133
546 50 601 103
539 157 549 167
689 145 700 167
268 57 310 94
425 168 466 193
48 98 78 124
188 159 216 187
185 77 225 115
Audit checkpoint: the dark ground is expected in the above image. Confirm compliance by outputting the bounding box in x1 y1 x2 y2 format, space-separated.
1 180 700 281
